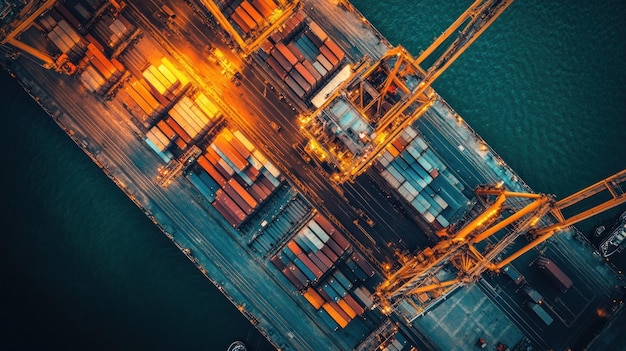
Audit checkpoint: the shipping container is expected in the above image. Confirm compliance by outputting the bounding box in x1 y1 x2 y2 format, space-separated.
197 155 227 187
308 220 330 243
293 233 315 254
165 117 192 143
281 266 304 290
353 286 375 308
298 252 324 279
228 178 257 209
295 62 316 87
251 0 272 17
321 283 341 302
313 249 333 270
223 183 253 214
308 21 328 42
124 85 153 115
351 252 376 278
275 42 298 66
132 80 160 111
213 138 248 172
197 170 220 193
308 251 329 272
188 172 216 202
535 257 573 292
271 48 293 72
317 308 340 330
337 299 357 319
259 0 277 12
294 36 318 63
321 245 339 263
234 7 257 31
288 264 310 287
286 42 305 63
161 57 190 86
293 257 317 282
319 45 339 66
265 55 288 79
213 194 242 227
527 302 553 325
303 287 325 309
230 11 250 34
323 38 345 62
321 303 348 328
304 29 324 50
240 1 264 26
270 254 287 270
302 60 322 83
502 265 525 285
284 75 305 98
143 69 168 94
54 4 82 31
328 278 348 298
343 294 365 315
287 240 304 256
289 69 311 94
312 54 331 72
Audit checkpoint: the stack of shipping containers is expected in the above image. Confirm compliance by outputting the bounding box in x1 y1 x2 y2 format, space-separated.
189 128 283 228
257 12 346 100
227 0 276 36
270 214 377 329
374 125 469 230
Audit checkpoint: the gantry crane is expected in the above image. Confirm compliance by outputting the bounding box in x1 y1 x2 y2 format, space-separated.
199 0 299 56
0 0 76 74
302 0 514 183
375 169 626 319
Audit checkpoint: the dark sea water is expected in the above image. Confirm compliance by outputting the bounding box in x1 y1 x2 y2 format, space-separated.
1 1 625 350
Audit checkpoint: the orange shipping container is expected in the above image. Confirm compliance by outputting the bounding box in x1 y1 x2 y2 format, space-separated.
303 287 324 310
213 137 248 172
157 120 176 140
240 1 263 26
227 178 258 209
197 155 227 186
165 117 191 143
322 303 349 328
287 240 303 256
337 298 357 319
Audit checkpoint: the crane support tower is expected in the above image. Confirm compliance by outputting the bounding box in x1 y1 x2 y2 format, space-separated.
375 169 626 322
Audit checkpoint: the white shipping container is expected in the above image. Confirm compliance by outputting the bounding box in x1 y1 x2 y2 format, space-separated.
176 100 205 132
264 162 281 178
302 227 324 250
143 69 167 94
422 210 436 224
234 130 256 151
433 194 448 210
308 220 330 243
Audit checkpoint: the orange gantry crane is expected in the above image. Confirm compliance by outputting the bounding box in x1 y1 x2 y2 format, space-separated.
1 0 77 74
375 169 626 318
303 0 515 183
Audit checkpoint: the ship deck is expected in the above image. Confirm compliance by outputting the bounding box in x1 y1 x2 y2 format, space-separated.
2 0 624 350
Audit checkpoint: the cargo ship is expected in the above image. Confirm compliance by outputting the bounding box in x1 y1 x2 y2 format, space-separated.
1 0 624 350
600 212 626 257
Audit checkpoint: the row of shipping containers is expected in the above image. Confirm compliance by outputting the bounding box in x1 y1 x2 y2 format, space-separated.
269 214 377 329
227 0 277 35
90 13 136 49
257 13 346 100
143 90 221 158
191 128 283 228
246 192 312 255
375 125 458 230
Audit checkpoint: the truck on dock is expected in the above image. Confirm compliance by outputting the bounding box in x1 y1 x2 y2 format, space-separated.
535 256 573 293
527 302 553 325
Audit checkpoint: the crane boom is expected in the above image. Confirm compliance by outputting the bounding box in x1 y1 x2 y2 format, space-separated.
376 169 626 318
